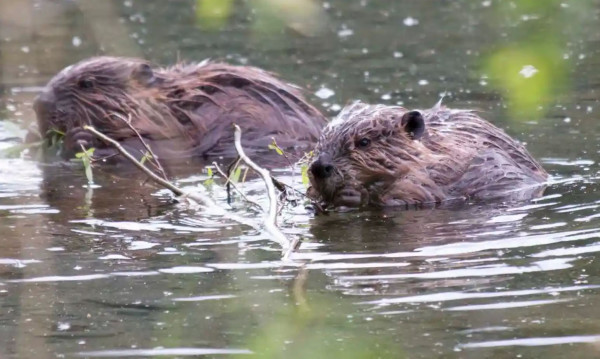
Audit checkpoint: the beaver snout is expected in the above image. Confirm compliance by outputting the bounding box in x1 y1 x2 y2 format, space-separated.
33 90 56 121
310 154 335 179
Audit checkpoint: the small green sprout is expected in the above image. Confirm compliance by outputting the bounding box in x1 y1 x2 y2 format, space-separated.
203 167 215 188
230 166 242 184
268 141 284 156
75 147 96 185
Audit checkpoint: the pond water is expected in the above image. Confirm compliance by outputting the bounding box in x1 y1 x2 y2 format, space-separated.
2 0 600 358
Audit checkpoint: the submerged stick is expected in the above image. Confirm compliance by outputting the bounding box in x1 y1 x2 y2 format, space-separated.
233 125 299 256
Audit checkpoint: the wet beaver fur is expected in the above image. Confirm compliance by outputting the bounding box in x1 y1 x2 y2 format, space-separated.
33 56 326 162
308 101 548 208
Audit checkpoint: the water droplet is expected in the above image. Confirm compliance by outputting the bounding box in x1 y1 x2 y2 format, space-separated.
315 87 335 99
519 65 538 78
337 28 354 38
403 17 419 26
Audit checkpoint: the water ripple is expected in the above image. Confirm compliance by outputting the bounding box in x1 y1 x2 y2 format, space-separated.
341 258 574 281
74 347 252 357
444 298 572 311
363 284 600 305
458 335 600 349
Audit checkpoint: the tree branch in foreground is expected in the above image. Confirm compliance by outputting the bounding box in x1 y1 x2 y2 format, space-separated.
84 125 298 256
233 125 300 258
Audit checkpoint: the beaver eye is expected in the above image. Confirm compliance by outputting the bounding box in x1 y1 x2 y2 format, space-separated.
356 138 371 148
77 78 95 89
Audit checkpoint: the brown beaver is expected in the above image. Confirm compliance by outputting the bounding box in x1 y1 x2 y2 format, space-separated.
33 56 326 161
307 101 548 208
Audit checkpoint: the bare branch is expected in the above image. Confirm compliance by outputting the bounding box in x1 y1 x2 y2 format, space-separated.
233 125 299 256
83 126 247 222
83 124 300 257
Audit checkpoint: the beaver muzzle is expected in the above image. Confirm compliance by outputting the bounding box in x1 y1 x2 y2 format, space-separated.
308 153 367 208
33 90 56 124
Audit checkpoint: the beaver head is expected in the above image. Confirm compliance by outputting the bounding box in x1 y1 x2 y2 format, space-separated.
308 102 434 208
34 56 161 140
307 102 547 208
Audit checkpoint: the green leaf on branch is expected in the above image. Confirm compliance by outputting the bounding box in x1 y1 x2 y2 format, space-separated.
231 166 242 184
268 142 284 156
75 147 96 185
301 163 310 188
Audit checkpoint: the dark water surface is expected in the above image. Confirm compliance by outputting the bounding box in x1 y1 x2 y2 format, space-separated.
2 0 600 358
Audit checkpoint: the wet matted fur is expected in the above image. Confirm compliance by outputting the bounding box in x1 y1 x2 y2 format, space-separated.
33 56 326 161
308 101 548 208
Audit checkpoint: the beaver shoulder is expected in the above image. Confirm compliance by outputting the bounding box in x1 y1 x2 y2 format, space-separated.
33 56 326 161
308 101 548 208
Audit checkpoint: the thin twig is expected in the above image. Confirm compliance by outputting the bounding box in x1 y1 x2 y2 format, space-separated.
224 156 241 186
84 126 231 216
212 161 263 211
111 112 168 180
271 177 311 200
83 124 300 257
225 156 241 204
270 137 295 172
233 125 298 255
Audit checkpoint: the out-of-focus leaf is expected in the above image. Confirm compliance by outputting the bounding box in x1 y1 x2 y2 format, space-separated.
251 0 327 37
246 297 402 358
485 42 566 120
196 0 234 30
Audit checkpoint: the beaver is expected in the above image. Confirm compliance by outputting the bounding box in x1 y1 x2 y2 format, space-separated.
307 101 548 208
32 56 326 161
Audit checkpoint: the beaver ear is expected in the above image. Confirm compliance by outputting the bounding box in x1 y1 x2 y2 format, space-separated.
400 111 425 140
132 63 155 86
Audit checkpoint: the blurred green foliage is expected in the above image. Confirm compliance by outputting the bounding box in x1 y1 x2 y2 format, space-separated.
195 0 326 37
243 292 401 358
483 0 584 120
196 0 234 30
485 43 565 119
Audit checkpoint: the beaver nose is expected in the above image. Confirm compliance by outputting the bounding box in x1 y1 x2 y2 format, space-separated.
33 90 56 117
310 154 335 179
